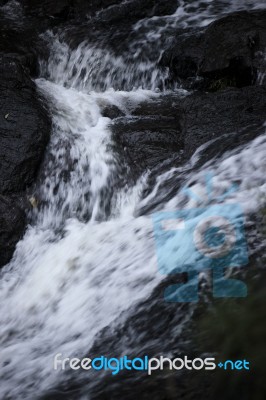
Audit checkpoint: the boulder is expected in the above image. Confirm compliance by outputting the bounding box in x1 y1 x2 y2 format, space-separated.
0 195 26 268
200 10 266 79
0 1 54 74
0 27 38 74
0 57 51 194
110 85 266 214
21 0 72 19
182 84 266 157
112 84 266 178
20 0 177 21
95 0 177 24
161 10 266 89
111 113 184 173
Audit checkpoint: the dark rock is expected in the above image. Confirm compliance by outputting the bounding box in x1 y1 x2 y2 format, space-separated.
0 57 51 194
161 30 204 81
95 0 178 24
111 112 184 173
0 194 26 268
183 85 266 157
21 0 120 20
21 0 72 19
0 27 38 74
136 85 266 214
112 84 266 215
111 84 266 182
0 5 52 267
0 1 55 74
101 104 125 119
162 10 266 89
20 0 177 22
200 10 266 78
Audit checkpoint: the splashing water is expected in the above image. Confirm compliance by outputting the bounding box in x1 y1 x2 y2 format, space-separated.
0 1 266 399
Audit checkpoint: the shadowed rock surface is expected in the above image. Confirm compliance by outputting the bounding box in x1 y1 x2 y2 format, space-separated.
0 56 51 268
112 114 184 172
0 194 26 267
161 10 266 89
21 0 177 21
0 57 51 194
111 85 266 182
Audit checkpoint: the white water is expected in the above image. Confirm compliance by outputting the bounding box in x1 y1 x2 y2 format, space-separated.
0 1 266 399
139 132 266 215
0 75 161 399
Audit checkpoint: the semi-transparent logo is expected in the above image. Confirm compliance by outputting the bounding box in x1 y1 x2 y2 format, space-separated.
152 172 249 302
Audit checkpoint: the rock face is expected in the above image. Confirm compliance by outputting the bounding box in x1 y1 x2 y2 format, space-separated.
200 11 266 77
112 114 184 172
21 0 71 18
162 10 266 88
0 1 53 75
0 195 26 268
182 85 266 157
0 55 51 267
21 0 177 21
112 85 266 177
111 84 266 216
93 0 177 24
0 57 51 194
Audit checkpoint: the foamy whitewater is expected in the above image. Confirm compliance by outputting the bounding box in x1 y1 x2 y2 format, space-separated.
0 1 266 399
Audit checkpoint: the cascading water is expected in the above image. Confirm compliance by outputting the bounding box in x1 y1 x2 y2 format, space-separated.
0 1 266 399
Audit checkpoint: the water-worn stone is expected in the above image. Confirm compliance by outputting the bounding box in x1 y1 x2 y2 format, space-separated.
134 85 266 214
20 0 177 22
95 0 177 24
0 57 51 194
162 10 266 88
0 195 26 268
112 113 184 172
182 85 266 157
112 84 266 177
0 0 55 74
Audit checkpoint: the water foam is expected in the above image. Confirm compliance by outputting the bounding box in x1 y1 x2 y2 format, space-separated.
1 1 266 398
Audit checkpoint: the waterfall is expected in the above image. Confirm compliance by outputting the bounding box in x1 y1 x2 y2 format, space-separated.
0 0 266 398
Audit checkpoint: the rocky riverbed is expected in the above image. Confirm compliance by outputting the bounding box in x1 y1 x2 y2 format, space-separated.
0 1 266 399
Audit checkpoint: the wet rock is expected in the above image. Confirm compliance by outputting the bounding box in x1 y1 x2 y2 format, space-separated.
111 112 184 173
0 1 54 74
200 10 266 79
0 27 38 74
161 30 204 82
0 195 26 268
21 0 113 19
136 85 266 214
21 0 74 20
95 0 178 24
101 104 125 120
112 84 266 182
0 5 52 267
20 0 177 22
162 10 266 89
0 57 51 194
182 84 266 157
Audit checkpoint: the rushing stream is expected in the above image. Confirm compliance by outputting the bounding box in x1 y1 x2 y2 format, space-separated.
0 1 266 399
